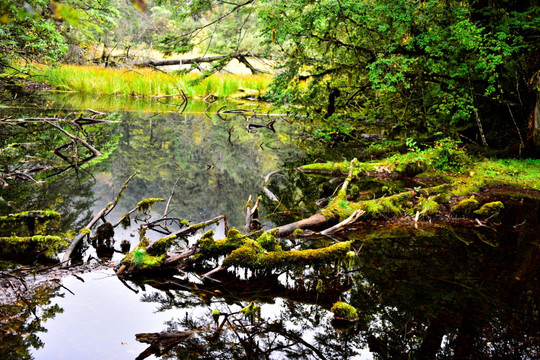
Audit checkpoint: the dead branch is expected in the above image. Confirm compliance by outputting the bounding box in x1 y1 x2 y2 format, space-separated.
135 331 194 360
45 121 101 157
134 52 264 74
321 209 365 235
62 173 137 264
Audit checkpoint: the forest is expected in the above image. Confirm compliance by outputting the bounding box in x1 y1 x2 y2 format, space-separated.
1 1 539 359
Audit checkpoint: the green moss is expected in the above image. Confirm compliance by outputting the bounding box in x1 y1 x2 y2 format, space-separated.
330 301 358 320
133 249 165 268
0 210 61 235
424 184 452 196
223 239 262 268
451 196 480 215
452 159 540 196
255 231 280 251
79 228 91 234
316 279 324 293
120 215 131 229
345 250 357 270
300 161 350 173
361 192 412 218
431 193 450 205
364 140 404 157
211 309 221 322
0 235 67 258
121 238 166 270
415 196 439 217
0 210 61 223
240 301 261 322
223 240 352 270
474 201 504 217
300 159 383 175
136 198 164 212
147 234 177 256
378 197 402 215
325 190 413 220
196 228 248 260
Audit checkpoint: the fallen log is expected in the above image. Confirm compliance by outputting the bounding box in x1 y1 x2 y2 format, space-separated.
134 53 265 74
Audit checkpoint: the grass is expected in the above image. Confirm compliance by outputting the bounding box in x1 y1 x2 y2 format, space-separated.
452 158 540 195
40 65 273 99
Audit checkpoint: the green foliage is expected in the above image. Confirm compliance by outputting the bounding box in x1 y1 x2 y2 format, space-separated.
0 0 68 69
389 138 471 176
154 0 263 56
258 0 539 144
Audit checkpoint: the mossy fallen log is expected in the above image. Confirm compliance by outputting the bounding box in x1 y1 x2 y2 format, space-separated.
118 225 353 277
222 239 352 270
0 210 61 235
0 235 67 260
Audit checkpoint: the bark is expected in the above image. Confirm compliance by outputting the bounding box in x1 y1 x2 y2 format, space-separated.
273 213 337 237
532 71 540 150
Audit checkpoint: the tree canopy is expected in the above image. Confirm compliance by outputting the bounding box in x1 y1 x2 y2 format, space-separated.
257 0 539 145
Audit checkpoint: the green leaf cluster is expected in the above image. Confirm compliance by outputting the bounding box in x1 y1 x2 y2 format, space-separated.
258 0 539 143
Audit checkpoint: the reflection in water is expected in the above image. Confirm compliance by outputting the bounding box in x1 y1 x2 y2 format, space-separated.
90 108 312 240
1 96 539 359
0 282 64 360
116 204 538 359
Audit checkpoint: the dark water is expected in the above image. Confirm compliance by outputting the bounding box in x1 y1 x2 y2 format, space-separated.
1 94 539 359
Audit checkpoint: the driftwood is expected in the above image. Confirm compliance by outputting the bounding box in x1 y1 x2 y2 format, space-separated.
245 195 261 233
116 214 228 276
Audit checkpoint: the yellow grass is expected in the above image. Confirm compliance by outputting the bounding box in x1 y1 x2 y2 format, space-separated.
41 65 273 99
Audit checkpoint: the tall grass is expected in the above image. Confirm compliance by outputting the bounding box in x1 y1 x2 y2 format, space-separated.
40 65 272 98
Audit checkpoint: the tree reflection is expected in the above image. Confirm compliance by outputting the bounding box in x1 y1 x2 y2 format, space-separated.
348 216 540 359
105 111 313 229
127 208 539 359
0 283 64 360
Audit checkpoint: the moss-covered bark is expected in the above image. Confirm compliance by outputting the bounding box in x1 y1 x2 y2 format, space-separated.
0 235 67 259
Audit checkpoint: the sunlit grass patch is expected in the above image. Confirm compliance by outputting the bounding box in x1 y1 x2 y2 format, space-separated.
40 65 272 99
